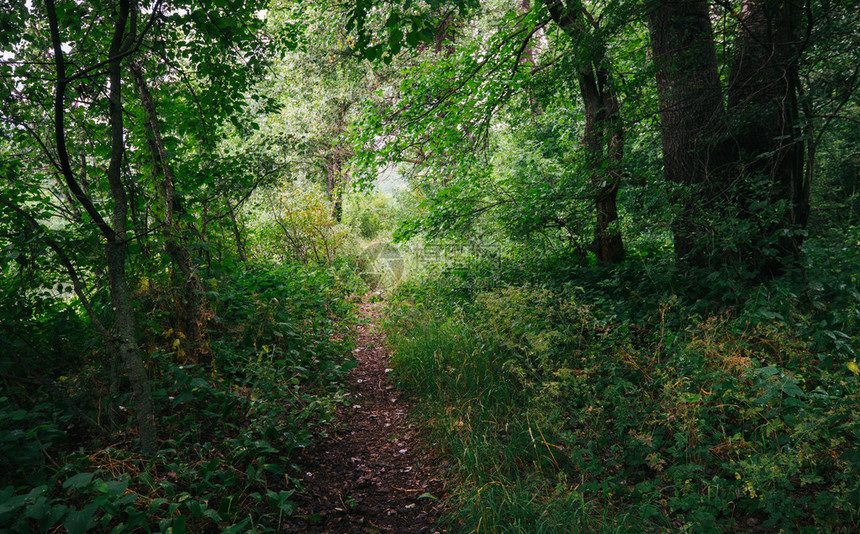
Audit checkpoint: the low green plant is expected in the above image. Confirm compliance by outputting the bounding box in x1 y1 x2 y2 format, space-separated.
344 191 398 240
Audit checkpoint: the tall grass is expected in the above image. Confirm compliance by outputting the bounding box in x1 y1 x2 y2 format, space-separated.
384 299 617 532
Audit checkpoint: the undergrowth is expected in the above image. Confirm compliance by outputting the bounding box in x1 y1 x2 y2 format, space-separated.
0 262 357 532
384 232 860 533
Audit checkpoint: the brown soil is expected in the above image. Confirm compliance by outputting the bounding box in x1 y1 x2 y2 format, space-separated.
281 298 451 533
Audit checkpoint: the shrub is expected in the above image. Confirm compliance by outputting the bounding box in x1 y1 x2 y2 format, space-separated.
246 179 355 266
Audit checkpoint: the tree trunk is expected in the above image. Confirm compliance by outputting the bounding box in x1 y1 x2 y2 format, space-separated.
547 0 625 264
579 62 625 264
648 0 809 277
44 0 156 454
727 0 808 274
325 158 344 222
435 12 458 55
647 0 735 267
104 0 157 454
106 239 156 453
226 198 249 262
131 62 212 364
322 100 352 223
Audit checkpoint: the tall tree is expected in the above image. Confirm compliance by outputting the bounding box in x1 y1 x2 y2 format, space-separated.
42 0 157 453
131 62 212 363
1 0 269 453
345 0 636 262
726 0 809 273
250 2 373 223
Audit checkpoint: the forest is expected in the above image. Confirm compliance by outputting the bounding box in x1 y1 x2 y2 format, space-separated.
0 0 858 532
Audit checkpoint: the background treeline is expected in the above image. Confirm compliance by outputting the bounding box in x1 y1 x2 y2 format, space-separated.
1 0 858 532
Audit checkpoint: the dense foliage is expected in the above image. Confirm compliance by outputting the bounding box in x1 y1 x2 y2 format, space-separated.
384 229 860 531
0 1 362 530
1 261 358 531
362 2 859 529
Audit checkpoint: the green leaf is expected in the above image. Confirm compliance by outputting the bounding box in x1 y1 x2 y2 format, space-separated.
262 463 284 475
419 28 435 42
114 493 138 507
62 472 94 490
0 492 25 515
63 503 98 534
105 479 129 497
188 499 203 519
781 379 806 399
390 27 404 46
172 514 187 534
221 518 251 534
23 497 50 522
753 390 776 406
755 366 780 378
45 504 68 530
219 495 236 518
148 498 168 513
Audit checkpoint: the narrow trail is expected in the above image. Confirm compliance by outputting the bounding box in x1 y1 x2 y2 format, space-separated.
281 297 450 533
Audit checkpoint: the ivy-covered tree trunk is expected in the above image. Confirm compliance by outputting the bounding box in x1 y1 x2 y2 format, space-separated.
727 0 809 275
648 0 809 276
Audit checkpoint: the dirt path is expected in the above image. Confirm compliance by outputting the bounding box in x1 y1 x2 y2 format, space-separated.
281 298 450 533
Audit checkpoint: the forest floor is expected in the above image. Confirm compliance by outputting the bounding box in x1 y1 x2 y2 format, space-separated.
280 295 451 533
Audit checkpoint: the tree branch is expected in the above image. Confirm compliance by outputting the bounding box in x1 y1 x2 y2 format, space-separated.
44 0 117 242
